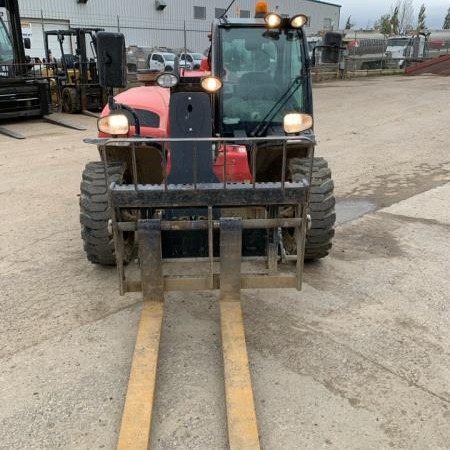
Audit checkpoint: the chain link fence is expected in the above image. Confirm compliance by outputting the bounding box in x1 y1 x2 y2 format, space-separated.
344 37 450 71
12 8 450 80
311 36 450 81
19 7 211 53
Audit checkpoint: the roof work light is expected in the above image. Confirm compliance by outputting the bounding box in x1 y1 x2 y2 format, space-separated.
258 3 308 30
291 14 308 28
264 12 282 28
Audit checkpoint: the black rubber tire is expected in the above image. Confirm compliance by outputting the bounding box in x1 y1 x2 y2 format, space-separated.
62 87 81 114
80 161 133 265
287 157 336 260
127 64 137 73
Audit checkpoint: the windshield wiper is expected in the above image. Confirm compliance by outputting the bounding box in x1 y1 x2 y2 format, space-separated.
250 74 305 137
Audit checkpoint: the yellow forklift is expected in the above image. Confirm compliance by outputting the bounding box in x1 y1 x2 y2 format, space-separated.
44 28 107 114
0 0 85 138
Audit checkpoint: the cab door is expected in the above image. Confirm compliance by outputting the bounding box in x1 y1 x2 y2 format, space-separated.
186 54 194 69
150 53 163 71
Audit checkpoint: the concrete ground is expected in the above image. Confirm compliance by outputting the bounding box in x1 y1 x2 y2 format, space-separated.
0 75 449 450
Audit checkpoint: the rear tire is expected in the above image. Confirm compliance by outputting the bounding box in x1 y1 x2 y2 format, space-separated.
80 161 134 265
285 157 336 260
62 87 81 114
127 63 137 73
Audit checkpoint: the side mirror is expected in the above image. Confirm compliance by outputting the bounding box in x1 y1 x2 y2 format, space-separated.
321 32 343 64
97 32 127 88
23 38 31 49
173 56 180 75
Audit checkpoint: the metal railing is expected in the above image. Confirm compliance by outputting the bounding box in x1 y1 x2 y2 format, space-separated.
92 134 316 193
0 60 101 110
0 61 55 80
310 38 450 79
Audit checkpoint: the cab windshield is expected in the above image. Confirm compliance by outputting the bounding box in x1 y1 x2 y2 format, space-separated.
220 26 306 135
0 18 14 63
387 38 410 47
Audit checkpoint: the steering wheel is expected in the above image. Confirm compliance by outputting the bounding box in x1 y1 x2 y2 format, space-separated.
243 84 281 101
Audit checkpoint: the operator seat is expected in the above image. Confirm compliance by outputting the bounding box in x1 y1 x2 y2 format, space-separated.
237 72 279 101
62 54 77 69
237 47 279 100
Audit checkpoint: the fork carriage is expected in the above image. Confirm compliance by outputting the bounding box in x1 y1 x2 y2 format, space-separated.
87 135 315 297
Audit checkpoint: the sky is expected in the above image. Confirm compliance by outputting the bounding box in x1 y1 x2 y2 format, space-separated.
337 0 449 30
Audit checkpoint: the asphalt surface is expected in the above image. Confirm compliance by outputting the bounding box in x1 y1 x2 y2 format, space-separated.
0 75 449 450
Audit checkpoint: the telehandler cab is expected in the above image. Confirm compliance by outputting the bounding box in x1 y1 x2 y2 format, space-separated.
80 2 341 448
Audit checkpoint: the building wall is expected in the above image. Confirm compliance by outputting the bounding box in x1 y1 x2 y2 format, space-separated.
12 0 340 57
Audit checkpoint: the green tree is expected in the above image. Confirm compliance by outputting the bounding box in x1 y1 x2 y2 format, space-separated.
376 14 392 35
417 4 427 32
345 16 354 29
391 6 400 34
443 7 450 29
376 1 415 36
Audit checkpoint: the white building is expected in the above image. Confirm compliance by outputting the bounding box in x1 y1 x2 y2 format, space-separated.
3 0 341 59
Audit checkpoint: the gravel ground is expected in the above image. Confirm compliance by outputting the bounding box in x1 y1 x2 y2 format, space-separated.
0 75 449 450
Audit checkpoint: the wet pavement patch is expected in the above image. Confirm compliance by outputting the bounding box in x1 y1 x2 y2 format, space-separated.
335 199 377 225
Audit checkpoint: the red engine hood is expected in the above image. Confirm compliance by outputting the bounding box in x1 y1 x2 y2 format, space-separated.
99 86 170 138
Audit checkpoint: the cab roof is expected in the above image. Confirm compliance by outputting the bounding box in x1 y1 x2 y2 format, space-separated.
216 18 266 27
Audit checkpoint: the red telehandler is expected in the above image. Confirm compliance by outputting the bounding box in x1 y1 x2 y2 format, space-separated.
80 2 341 448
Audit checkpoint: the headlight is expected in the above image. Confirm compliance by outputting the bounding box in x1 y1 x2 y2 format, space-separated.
156 72 179 88
264 13 282 28
283 113 313 134
201 76 222 93
97 114 129 135
290 14 308 28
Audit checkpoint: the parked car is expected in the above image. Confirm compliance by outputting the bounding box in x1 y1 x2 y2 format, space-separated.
148 51 177 71
178 52 204 70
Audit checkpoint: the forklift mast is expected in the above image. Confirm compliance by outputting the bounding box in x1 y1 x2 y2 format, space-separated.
77 29 88 84
44 28 103 84
0 0 88 137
